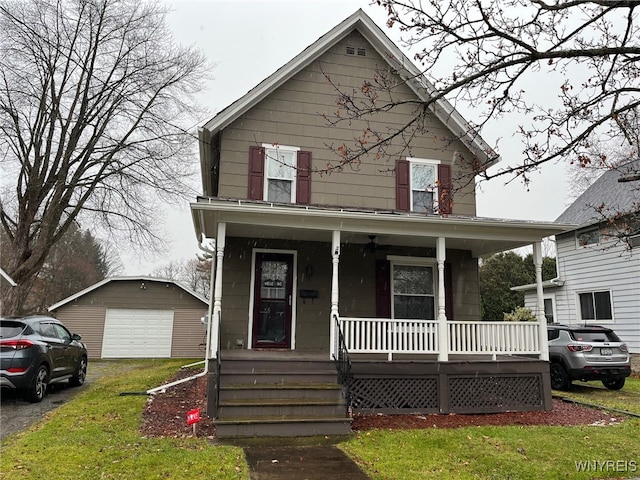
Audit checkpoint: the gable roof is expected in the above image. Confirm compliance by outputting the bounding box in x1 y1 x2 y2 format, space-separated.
48 276 209 312
556 161 640 227
201 9 499 167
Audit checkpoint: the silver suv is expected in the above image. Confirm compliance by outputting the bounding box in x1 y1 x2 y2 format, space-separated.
547 324 631 390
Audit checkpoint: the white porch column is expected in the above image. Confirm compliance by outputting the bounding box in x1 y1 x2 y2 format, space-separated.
436 237 448 361
533 241 549 361
210 222 226 360
329 230 341 360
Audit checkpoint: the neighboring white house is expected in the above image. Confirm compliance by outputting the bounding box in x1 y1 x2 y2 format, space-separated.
513 162 640 353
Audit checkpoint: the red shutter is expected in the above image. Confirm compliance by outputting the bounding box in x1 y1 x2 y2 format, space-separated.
396 159 410 211
296 151 312 204
444 262 454 321
375 259 391 318
248 146 264 200
438 163 452 215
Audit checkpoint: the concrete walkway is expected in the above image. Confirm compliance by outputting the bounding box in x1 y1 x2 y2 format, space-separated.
243 445 370 480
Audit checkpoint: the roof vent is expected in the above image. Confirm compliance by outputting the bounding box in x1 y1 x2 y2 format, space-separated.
346 46 366 57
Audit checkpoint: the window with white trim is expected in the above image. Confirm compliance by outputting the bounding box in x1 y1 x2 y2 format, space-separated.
391 263 436 320
410 159 440 214
264 145 298 203
578 290 613 322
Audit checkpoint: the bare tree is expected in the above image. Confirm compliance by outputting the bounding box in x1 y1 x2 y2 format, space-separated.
0 0 209 314
326 1 640 189
151 254 211 299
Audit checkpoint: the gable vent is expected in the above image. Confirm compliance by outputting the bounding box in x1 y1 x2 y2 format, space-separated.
346 46 366 57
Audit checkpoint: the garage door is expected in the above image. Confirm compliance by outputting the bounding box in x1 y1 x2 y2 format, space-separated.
102 308 174 358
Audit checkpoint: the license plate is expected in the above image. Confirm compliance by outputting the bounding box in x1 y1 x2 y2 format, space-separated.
600 348 613 356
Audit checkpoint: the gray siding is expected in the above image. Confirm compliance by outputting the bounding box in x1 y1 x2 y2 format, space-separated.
55 305 106 359
219 238 480 352
171 309 208 358
216 31 477 216
525 232 639 353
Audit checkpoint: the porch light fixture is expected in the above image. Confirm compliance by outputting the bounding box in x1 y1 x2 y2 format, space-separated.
140 282 146 290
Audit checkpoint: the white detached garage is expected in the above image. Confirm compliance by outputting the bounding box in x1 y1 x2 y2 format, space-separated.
49 277 209 359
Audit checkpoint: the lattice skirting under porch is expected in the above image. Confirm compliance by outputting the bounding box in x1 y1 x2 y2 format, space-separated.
349 359 552 414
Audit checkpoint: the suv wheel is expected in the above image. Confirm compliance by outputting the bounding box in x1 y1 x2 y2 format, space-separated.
602 378 625 390
550 362 571 390
69 356 87 387
26 364 48 403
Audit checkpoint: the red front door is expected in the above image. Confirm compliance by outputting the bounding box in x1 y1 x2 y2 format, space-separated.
252 253 293 349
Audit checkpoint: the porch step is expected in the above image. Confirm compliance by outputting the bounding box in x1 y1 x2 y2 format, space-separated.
214 355 351 438
223 371 338 385
219 398 347 417
220 383 343 401
214 416 353 438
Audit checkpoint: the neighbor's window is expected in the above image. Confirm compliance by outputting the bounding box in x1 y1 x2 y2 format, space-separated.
543 298 555 324
578 291 613 322
577 227 600 247
264 145 298 203
410 160 440 214
392 264 435 320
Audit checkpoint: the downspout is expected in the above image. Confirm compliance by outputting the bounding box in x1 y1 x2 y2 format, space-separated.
145 236 216 395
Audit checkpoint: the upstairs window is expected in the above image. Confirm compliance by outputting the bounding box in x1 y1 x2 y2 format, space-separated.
248 145 312 204
577 227 600 247
396 159 452 214
411 160 439 214
265 146 297 203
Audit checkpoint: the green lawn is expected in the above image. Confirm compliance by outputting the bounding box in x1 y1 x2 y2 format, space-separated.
0 360 247 480
1 362 638 480
340 376 640 480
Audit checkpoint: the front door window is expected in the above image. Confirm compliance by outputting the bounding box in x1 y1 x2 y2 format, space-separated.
252 253 293 348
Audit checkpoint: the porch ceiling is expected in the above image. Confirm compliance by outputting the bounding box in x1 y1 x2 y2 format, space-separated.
190 198 575 257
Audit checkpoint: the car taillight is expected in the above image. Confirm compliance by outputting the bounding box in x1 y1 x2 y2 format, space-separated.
567 343 593 352
620 344 628 352
6 367 28 373
0 339 34 350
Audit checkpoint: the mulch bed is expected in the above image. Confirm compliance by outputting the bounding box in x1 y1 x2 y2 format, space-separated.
140 368 628 439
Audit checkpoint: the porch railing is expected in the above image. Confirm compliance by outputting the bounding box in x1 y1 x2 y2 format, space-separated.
339 317 541 360
340 317 439 361
448 321 540 357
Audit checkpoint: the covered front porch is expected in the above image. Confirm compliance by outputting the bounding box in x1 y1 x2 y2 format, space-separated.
191 198 571 423
193 198 570 359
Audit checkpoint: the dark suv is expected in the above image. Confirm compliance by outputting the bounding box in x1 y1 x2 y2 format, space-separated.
547 324 631 390
0 316 88 402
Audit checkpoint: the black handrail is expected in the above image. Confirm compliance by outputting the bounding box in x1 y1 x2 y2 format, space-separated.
332 314 352 414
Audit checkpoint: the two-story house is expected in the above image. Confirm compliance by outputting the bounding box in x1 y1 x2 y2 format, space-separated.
189 9 571 437
514 162 639 354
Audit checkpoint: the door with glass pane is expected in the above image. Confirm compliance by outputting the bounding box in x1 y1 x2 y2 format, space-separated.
252 253 294 349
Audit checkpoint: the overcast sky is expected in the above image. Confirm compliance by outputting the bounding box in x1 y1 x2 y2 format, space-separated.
122 0 570 274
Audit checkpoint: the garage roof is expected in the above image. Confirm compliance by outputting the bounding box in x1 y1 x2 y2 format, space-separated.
48 276 209 312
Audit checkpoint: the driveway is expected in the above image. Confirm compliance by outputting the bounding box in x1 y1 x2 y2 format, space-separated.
0 360 115 441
